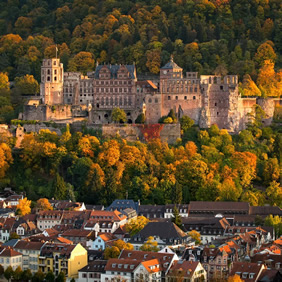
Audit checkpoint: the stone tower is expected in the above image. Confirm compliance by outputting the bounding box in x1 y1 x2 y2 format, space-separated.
40 58 64 105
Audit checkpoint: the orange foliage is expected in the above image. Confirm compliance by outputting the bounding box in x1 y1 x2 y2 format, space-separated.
0 143 13 178
17 198 31 216
37 198 53 210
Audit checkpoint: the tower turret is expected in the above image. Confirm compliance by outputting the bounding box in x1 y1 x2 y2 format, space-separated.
40 58 64 105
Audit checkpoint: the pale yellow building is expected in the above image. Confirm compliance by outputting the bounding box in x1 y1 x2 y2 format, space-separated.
0 247 22 270
39 243 87 279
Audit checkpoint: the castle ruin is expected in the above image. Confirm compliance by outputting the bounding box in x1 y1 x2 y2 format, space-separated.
23 57 280 132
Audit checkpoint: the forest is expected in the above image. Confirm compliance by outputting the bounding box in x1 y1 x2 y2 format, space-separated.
0 106 281 207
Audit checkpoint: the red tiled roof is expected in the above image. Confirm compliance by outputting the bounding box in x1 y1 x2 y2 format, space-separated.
0 247 22 257
169 260 199 277
105 258 141 272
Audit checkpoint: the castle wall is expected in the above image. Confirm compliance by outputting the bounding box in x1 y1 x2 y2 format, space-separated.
87 124 180 144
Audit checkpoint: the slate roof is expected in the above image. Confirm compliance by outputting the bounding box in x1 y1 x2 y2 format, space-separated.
93 65 136 79
79 260 107 273
132 221 187 240
161 57 182 70
107 199 139 212
250 206 282 217
230 262 265 282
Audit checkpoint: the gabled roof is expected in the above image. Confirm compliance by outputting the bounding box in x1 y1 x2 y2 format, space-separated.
93 64 136 79
168 260 200 277
107 199 139 212
161 57 182 70
230 262 265 282
105 258 141 273
0 246 22 257
14 240 45 251
119 250 175 272
79 260 107 273
133 221 187 240
141 259 161 273
189 201 249 212
61 229 93 238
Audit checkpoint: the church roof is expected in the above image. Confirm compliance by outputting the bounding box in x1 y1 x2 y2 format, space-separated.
161 56 182 70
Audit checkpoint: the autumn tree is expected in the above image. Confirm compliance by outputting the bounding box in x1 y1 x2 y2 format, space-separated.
37 198 53 210
240 74 261 96
14 75 39 95
68 52 94 75
0 143 13 179
228 274 244 282
264 215 282 238
180 115 195 132
16 197 31 216
140 236 159 252
265 181 282 207
126 216 149 236
188 230 201 245
104 240 133 259
111 107 127 123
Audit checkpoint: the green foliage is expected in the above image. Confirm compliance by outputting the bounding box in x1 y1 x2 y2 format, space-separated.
53 173 67 200
135 113 146 124
55 272 66 282
32 270 45 282
180 116 195 133
4 266 14 281
171 206 182 229
264 215 282 238
45 271 55 282
111 107 127 123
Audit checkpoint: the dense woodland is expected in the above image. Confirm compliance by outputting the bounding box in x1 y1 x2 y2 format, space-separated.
0 0 281 122
0 108 281 207
0 0 281 207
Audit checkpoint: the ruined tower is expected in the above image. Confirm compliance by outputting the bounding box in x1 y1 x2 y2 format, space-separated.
40 58 64 105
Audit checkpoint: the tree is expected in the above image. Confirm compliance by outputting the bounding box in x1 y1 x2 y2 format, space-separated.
240 74 261 96
265 181 282 207
45 271 55 282
14 75 39 95
180 116 194 132
68 52 94 75
53 173 67 200
9 232 20 240
126 216 149 236
254 41 276 67
13 266 22 281
32 270 45 282
0 264 4 276
140 236 159 252
21 269 32 281
0 143 13 179
171 205 182 229
228 274 244 282
16 197 31 216
135 113 146 124
188 230 201 245
37 198 53 210
104 246 121 259
263 158 280 185
111 107 127 123
55 272 66 282
4 266 13 282
264 215 282 238
0 72 9 90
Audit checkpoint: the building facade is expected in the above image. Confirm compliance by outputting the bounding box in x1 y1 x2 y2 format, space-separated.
23 57 281 132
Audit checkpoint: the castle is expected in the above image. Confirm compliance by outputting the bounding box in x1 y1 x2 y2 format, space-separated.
23 57 280 132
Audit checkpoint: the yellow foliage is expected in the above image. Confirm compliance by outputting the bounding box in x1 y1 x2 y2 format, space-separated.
37 198 53 210
43 142 57 157
240 74 261 96
98 140 120 167
0 143 13 178
17 198 31 216
0 72 9 90
228 274 244 282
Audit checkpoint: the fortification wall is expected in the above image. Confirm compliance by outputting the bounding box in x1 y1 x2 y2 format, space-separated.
87 124 180 144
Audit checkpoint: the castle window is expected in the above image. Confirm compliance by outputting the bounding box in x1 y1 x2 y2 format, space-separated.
220 85 223 90
184 96 187 100
217 112 219 116
148 98 152 103
54 70 57 74
155 98 158 103
80 100 82 102
54 77 57 81
168 96 171 100
175 96 178 100
193 96 196 100
215 103 217 106
54 61 56 66
47 69 50 75
47 76 50 81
